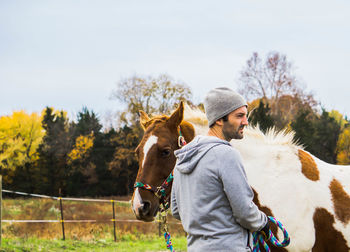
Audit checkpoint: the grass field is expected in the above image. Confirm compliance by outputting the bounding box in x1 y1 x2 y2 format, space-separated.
1 197 187 251
0 236 188 251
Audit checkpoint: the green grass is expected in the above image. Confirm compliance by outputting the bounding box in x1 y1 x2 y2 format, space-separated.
0 235 187 251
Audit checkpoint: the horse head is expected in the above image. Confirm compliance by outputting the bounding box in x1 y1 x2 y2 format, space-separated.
132 102 195 221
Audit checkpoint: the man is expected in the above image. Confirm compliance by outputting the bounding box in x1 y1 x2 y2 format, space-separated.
171 87 270 251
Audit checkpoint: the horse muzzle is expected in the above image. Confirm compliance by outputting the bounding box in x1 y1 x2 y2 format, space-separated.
132 188 158 222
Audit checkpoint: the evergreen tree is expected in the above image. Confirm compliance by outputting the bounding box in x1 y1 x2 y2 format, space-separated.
67 107 117 196
249 100 275 133
313 110 341 164
291 109 340 164
90 128 119 196
35 107 71 195
108 125 140 195
291 109 316 147
73 107 102 137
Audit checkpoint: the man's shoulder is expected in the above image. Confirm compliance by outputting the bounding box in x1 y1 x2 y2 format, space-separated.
209 141 240 157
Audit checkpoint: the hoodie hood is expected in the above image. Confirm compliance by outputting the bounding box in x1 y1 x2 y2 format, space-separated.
174 135 231 174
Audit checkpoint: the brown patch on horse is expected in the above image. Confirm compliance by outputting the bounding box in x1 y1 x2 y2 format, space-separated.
252 189 288 252
312 208 349 252
329 178 350 224
298 149 320 181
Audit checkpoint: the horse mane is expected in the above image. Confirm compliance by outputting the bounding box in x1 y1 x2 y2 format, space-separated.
183 103 301 149
243 126 301 149
141 115 169 131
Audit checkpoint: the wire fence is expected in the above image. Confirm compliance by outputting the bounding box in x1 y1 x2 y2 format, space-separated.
1 188 182 242
2 189 128 203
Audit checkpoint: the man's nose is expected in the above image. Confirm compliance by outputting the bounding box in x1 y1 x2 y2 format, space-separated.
242 116 248 125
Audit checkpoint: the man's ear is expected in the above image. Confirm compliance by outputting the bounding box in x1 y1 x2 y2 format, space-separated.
215 118 224 126
139 110 151 130
167 101 184 129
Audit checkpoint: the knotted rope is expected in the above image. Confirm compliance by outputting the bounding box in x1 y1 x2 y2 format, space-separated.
164 231 174 251
158 203 175 252
252 216 290 252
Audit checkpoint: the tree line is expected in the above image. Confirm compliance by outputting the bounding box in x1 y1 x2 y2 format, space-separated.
240 52 349 165
0 53 349 197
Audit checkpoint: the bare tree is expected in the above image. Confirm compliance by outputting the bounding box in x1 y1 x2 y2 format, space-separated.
110 74 192 126
238 51 318 128
238 51 298 102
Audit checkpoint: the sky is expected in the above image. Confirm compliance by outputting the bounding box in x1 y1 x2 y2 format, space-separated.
1 0 349 126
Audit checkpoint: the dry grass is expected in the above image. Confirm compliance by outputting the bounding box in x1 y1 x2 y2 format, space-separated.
1 197 185 240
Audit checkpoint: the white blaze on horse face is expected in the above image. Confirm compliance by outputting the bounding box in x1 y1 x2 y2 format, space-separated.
132 135 158 216
142 135 158 168
132 188 142 215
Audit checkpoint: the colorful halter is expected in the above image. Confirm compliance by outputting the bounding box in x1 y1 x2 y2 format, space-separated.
134 170 174 209
134 126 186 210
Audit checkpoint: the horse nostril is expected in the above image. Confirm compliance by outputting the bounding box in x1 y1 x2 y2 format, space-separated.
139 201 151 216
143 201 151 214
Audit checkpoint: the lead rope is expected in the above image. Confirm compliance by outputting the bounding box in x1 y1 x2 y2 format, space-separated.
160 203 174 252
160 127 187 252
252 216 290 252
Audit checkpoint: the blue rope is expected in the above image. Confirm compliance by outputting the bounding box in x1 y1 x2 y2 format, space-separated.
252 216 290 252
164 231 174 252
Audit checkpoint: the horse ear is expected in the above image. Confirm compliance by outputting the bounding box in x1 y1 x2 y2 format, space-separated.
139 110 151 130
167 101 184 129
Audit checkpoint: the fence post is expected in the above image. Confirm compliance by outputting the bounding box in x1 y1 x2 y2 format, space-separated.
158 213 161 237
112 200 117 242
59 189 65 240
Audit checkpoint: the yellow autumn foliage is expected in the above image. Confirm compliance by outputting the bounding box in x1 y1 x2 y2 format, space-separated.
0 110 44 170
337 127 350 165
329 110 350 165
330 110 348 130
68 132 94 162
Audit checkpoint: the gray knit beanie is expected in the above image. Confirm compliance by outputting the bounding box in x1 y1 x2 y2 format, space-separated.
204 87 247 126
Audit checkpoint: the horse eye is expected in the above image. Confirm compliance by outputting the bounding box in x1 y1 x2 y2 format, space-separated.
161 148 171 157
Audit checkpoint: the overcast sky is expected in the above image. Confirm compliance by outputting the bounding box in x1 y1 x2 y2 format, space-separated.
1 0 349 125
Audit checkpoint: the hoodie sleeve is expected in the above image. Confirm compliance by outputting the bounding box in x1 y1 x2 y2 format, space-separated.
215 145 267 231
171 176 181 220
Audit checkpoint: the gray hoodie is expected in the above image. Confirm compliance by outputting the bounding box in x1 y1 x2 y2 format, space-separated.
171 135 267 252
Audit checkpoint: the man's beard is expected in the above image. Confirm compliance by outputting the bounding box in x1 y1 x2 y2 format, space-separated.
222 122 244 141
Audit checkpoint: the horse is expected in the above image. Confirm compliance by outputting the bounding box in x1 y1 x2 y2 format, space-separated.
132 102 195 222
131 102 350 251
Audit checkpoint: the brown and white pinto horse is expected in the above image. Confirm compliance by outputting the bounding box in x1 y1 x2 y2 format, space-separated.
131 102 350 251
